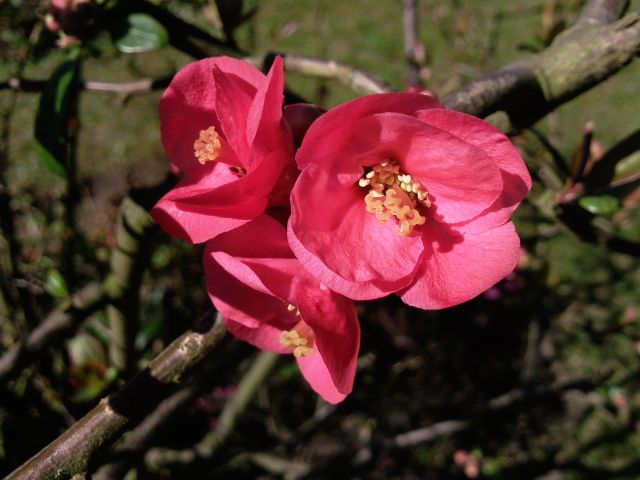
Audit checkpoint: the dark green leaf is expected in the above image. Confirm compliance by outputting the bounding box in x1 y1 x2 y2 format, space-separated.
113 13 169 53
578 195 620 216
34 60 80 178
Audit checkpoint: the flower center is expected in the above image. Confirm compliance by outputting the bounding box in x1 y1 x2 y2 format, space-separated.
194 126 221 165
280 318 315 358
359 160 431 236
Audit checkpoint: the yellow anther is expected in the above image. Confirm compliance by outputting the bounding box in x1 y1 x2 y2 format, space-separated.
194 126 221 165
293 346 314 357
280 330 308 347
280 328 315 357
359 160 430 236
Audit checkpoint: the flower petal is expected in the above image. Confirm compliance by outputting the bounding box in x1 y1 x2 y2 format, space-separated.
160 57 264 178
296 352 349 404
205 245 296 330
350 112 503 224
224 318 291 353
211 64 259 163
294 279 360 401
289 165 423 300
296 93 443 171
399 221 521 309
416 109 531 233
208 215 302 298
246 56 289 160
151 165 256 243
207 216 361 404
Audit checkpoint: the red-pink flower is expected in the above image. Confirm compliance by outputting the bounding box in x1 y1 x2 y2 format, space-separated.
288 93 531 309
152 56 293 244
205 215 360 404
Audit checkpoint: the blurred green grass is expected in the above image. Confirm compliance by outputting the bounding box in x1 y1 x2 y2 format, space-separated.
3 0 639 193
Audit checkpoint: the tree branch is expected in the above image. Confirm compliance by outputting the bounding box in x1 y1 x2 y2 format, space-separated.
106 198 156 373
5 313 229 480
577 0 630 26
443 6 639 128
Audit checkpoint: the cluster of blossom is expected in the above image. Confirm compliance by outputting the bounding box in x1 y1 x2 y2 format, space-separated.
152 57 531 403
45 0 97 48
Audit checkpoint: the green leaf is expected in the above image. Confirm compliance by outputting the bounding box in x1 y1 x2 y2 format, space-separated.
586 129 640 188
46 269 69 299
613 151 640 181
67 333 106 366
34 60 80 178
578 195 620 216
113 13 169 53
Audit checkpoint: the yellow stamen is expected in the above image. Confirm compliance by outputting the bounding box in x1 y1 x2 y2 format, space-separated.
360 160 430 236
280 322 315 358
194 126 221 165
286 303 301 316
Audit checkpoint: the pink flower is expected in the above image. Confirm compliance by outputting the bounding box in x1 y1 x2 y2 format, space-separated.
205 214 360 404
288 93 531 309
152 56 294 244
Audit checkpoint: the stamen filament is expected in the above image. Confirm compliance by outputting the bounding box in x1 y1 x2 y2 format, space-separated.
360 160 430 236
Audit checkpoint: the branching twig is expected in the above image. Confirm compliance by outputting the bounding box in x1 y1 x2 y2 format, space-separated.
0 24 44 331
144 351 279 471
386 377 594 450
0 282 106 384
93 347 231 480
5 313 228 480
0 197 156 384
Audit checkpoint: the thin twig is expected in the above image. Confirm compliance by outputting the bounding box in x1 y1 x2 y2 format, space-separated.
145 351 280 471
386 377 593 449
244 53 393 95
402 0 422 88
0 77 172 95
